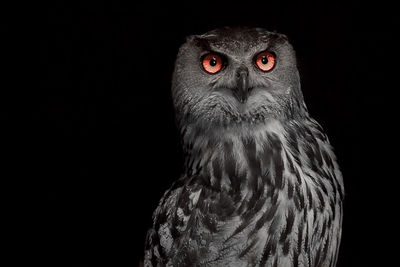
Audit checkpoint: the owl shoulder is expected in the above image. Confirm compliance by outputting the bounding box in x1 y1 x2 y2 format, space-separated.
144 175 204 265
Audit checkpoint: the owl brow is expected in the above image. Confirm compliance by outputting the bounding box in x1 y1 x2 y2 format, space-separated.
263 34 288 50
193 37 212 51
250 40 283 59
193 37 230 59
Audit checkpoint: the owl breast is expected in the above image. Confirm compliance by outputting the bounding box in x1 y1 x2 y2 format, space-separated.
145 118 343 267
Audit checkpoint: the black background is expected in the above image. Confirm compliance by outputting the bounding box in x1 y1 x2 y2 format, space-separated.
31 1 394 266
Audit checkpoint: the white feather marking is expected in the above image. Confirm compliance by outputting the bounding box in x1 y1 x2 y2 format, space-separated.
189 189 202 206
176 207 184 218
158 223 173 253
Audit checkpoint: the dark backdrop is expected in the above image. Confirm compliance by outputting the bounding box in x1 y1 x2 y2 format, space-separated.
35 1 385 266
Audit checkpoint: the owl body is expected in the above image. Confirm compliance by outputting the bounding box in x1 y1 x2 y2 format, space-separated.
144 28 343 267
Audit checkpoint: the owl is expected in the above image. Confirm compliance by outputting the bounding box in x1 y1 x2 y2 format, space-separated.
144 27 344 267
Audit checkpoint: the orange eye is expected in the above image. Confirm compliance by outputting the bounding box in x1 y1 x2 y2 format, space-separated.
255 51 276 72
202 54 223 74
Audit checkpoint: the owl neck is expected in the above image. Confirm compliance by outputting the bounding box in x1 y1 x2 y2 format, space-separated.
180 119 292 192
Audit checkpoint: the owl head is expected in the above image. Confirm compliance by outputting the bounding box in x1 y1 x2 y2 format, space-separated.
172 27 307 131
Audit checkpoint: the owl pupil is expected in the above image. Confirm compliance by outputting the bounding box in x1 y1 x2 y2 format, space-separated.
261 56 268 64
210 58 217 66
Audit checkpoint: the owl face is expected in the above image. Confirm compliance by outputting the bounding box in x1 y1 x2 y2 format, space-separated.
172 27 306 129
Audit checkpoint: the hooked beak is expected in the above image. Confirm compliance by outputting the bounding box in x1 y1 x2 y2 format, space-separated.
234 66 250 103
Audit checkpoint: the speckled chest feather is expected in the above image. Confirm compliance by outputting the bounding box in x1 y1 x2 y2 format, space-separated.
144 118 343 267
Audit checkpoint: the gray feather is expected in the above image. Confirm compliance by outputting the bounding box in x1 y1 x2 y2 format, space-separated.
144 27 344 267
